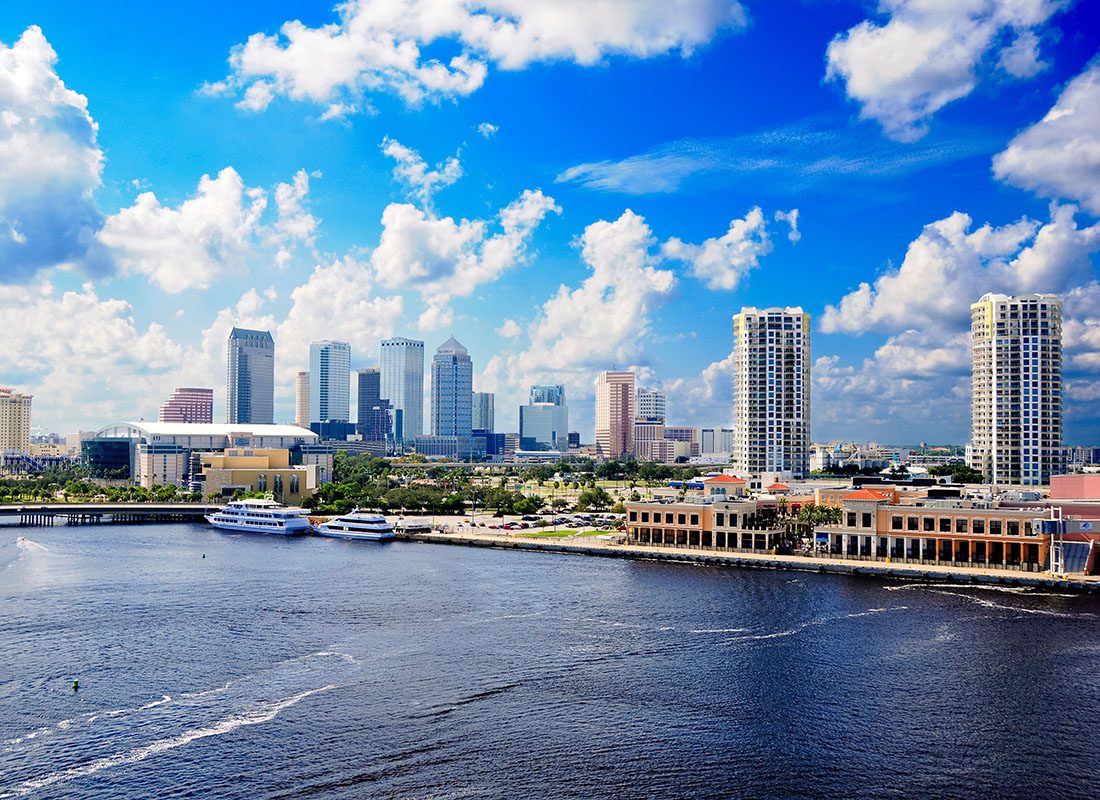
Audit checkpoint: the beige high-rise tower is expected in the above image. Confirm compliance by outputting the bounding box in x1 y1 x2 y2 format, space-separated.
968 293 1064 486
731 307 810 478
295 371 310 428
0 388 32 453
595 371 635 459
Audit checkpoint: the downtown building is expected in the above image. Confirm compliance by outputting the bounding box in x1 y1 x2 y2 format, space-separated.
308 340 351 423
227 328 275 424
968 293 1065 486
520 384 569 451
636 387 667 423
0 387 32 454
159 388 213 424
413 336 473 459
731 307 810 479
472 391 495 432
595 371 635 459
356 368 391 451
380 337 424 444
295 371 310 428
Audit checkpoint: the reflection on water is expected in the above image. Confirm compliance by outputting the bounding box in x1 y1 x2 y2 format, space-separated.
1 524 1099 799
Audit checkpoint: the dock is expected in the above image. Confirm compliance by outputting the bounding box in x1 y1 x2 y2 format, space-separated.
1 503 215 527
396 530 1100 593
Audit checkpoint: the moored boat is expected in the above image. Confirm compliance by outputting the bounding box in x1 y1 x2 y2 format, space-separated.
205 498 311 535
313 510 395 541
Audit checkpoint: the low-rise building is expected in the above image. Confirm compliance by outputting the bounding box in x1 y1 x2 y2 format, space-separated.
199 448 318 504
626 499 784 551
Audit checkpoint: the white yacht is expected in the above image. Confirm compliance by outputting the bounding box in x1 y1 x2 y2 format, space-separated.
313 510 396 541
205 499 312 535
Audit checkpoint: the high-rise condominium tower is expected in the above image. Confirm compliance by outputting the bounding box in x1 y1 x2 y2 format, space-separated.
380 337 424 443
356 368 391 443
0 387 32 453
309 340 351 423
595 371 635 459
295 371 310 428
431 337 473 438
731 307 810 478
227 328 275 424
472 391 495 432
636 387 667 423
159 388 213 424
968 293 1064 485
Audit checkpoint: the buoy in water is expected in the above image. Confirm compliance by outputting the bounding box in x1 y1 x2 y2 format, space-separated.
202 554 206 559
72 680 79 691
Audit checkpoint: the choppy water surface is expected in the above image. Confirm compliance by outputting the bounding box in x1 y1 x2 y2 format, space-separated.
1 523 1098 799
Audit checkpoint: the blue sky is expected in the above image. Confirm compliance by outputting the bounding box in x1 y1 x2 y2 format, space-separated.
1 0 1098 443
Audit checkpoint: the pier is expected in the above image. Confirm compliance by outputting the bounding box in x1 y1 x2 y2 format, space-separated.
3 503 214 527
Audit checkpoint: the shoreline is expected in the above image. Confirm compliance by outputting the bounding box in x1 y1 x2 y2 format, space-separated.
397 530 1100 594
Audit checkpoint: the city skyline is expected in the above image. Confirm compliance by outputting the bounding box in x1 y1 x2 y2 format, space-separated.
1 5 1098 442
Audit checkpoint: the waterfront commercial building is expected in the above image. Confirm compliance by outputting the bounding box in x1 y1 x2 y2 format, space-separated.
86 422 323 488
356 368 391 445
595 371 635 459
227 328 275 424
472 391 495 433
159 388 213 424
0 388 32 453
732 307 810 479
199 448 318 504
309 340 351 423
431 336 473 439
380 337 424 444
637 387 667 423
295 371 310 428
968 293 1065 486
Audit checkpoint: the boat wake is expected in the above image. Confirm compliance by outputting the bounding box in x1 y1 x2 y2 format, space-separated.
723 606 909 644
0 686 336 798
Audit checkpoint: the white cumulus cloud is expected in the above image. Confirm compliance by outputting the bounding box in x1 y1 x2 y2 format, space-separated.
477 122 499 139
821 204 1100 335
662 206 779 290
0 26 107 282
993 59 1100 215
371 188 560 329
825 0 1066 141
211 0 746 117
381 136 462 206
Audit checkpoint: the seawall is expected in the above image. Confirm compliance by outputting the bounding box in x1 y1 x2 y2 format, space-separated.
396 531 1100 594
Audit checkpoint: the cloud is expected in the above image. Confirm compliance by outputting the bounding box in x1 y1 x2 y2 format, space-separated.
0 26 107 282
479 209 677 429
211 0 746 117
825 1 1066 141
821 204 1100 335
381 136 462 206
497 319 521 338
370 188 560 329
477 122 499 139
775 209 800 242
662 206 774 290
993 59 1100 215
555 116 995 195
97 167 269 293
268 169 320 268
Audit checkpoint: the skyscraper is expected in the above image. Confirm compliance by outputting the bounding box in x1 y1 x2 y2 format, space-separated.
472 391 495 432
595 371 635 459
520 383 568 450
380 337 425 442
227 328 275 424
295 371 310 428
431 336 473 438
731 307 810 478
968 293 1064 485
356 368 391 443
530 384 566 405
159 388 213 424
637 387 667 423
0 387 31 453
308 340 352 423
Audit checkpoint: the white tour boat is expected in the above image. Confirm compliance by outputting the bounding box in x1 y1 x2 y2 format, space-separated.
205 498 312 535
313 510 396 541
